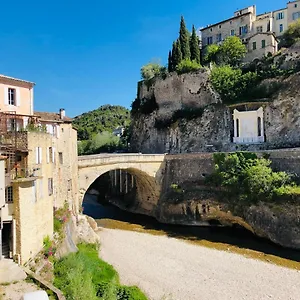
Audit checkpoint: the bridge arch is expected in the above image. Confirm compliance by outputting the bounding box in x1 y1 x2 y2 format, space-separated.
78 154 166 216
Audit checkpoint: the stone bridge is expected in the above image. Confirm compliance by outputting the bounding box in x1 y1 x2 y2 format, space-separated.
78 154 167 214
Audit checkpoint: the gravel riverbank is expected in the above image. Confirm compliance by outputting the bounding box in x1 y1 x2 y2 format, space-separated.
99 228 300 300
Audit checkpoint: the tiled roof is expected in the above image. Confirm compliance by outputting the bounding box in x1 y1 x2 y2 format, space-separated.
0 74 35 85
34 111 73 123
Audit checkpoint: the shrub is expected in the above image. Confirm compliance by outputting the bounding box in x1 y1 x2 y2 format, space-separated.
280 19 300 48
210 65 259 103
204 44 220 64
211 152 297 204
141 63 167 81
176 59 201 75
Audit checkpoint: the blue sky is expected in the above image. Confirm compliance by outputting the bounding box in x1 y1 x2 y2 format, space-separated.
0 0 286 117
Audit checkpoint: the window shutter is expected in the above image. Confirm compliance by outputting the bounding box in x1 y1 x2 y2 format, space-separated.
52 147 55 163
4 87 8 105
56 125 60 138
35 147 39 164
39 147 42 163
16 88 20 106
23 117 28 129
46 147 50 163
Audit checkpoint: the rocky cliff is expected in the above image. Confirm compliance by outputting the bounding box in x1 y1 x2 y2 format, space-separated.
131 70 300 153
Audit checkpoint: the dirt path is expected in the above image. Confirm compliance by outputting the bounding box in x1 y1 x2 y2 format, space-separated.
0 281 40 300
99 228 300 300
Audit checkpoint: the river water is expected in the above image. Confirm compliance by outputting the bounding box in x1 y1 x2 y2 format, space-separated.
82 193 300 270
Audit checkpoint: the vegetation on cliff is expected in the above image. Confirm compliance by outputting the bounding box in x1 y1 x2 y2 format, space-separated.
54 243 147 300
209 152 300 204
73 105 131 155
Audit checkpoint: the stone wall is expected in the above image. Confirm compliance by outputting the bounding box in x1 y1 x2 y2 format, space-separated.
13 179 53 264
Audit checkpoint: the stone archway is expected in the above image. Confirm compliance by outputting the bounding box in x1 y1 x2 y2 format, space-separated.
81 167 161 217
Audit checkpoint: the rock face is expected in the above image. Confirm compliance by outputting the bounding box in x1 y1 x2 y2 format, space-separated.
127 69 300 249
131 70 300 153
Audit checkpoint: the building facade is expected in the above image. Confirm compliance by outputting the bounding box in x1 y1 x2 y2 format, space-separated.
0 75 78 264
201 0 300 60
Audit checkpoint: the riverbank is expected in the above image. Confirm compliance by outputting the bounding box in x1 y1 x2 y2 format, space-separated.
99 227 300 300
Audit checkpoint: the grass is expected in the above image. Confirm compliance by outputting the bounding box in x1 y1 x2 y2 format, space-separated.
54 243 147 300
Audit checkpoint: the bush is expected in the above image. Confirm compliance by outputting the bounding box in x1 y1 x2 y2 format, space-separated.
211 152 297 204
204 44 220 64
176 59 201 75
210 65 259 103
280 19 300 48
141 63 167 81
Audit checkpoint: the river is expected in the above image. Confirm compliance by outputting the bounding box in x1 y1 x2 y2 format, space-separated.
82 193 300 270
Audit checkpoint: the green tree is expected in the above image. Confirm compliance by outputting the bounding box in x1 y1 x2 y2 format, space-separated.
219 36 247 66
281 19 300 47
179 16 191 60
168 50 173 72
140 62 165 81
172 40 183 68
204 44 220 64
190 25 201 64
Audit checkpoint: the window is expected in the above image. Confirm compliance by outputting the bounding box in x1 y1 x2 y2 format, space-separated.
216 33 222 42
7 118 16 131
279 24 284 33
230 29 235 36
293 11 300 20
5 186 13 204
207 36 213 45
253 42 257 50
239 25 248 35
256 26 263 33
47 147 55 163
36 147 42 164
210 28 213 32
262 39 266 48
59 152 63 164
8 88 16 105
48 178 53 196
277 12 284 20
219 25 222 29
295 3 298 8
258 117 262 137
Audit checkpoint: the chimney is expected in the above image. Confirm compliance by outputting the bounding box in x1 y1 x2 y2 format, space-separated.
59 108 65 119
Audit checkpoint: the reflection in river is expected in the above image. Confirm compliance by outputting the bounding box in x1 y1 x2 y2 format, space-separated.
83 194 300 270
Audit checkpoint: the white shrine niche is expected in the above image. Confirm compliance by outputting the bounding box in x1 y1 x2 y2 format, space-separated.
233 107 265 144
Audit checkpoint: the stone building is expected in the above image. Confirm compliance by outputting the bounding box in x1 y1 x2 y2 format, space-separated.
0 75 78 264
201 0 300 60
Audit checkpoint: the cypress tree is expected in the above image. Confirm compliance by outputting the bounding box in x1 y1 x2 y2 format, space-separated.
168 50 173 72
172 40 182 68
190 25 201 64
179 16 191 60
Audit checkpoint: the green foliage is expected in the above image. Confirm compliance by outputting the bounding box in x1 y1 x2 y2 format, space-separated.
280 19 300 48
204 44 220 64
140 63 167 81
210 65 259 103
54 243 147 300
172 40 183 69
190 25 201 64
43 236 56 259
179 16 191 60
78 132 120 155
210 152 299 204
168 50 173 72
176 59 201 75
54 204 71 237
219 36 247 66
73 105 130 141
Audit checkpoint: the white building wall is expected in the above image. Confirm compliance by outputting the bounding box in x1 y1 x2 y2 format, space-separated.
272 8 288 36
287 0 300 25
0 159 5 208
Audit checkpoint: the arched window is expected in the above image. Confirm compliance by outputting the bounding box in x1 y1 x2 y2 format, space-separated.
236 119 239 137
258 117 262 137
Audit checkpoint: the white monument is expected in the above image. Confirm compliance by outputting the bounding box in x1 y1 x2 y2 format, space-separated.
233 107 265 144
